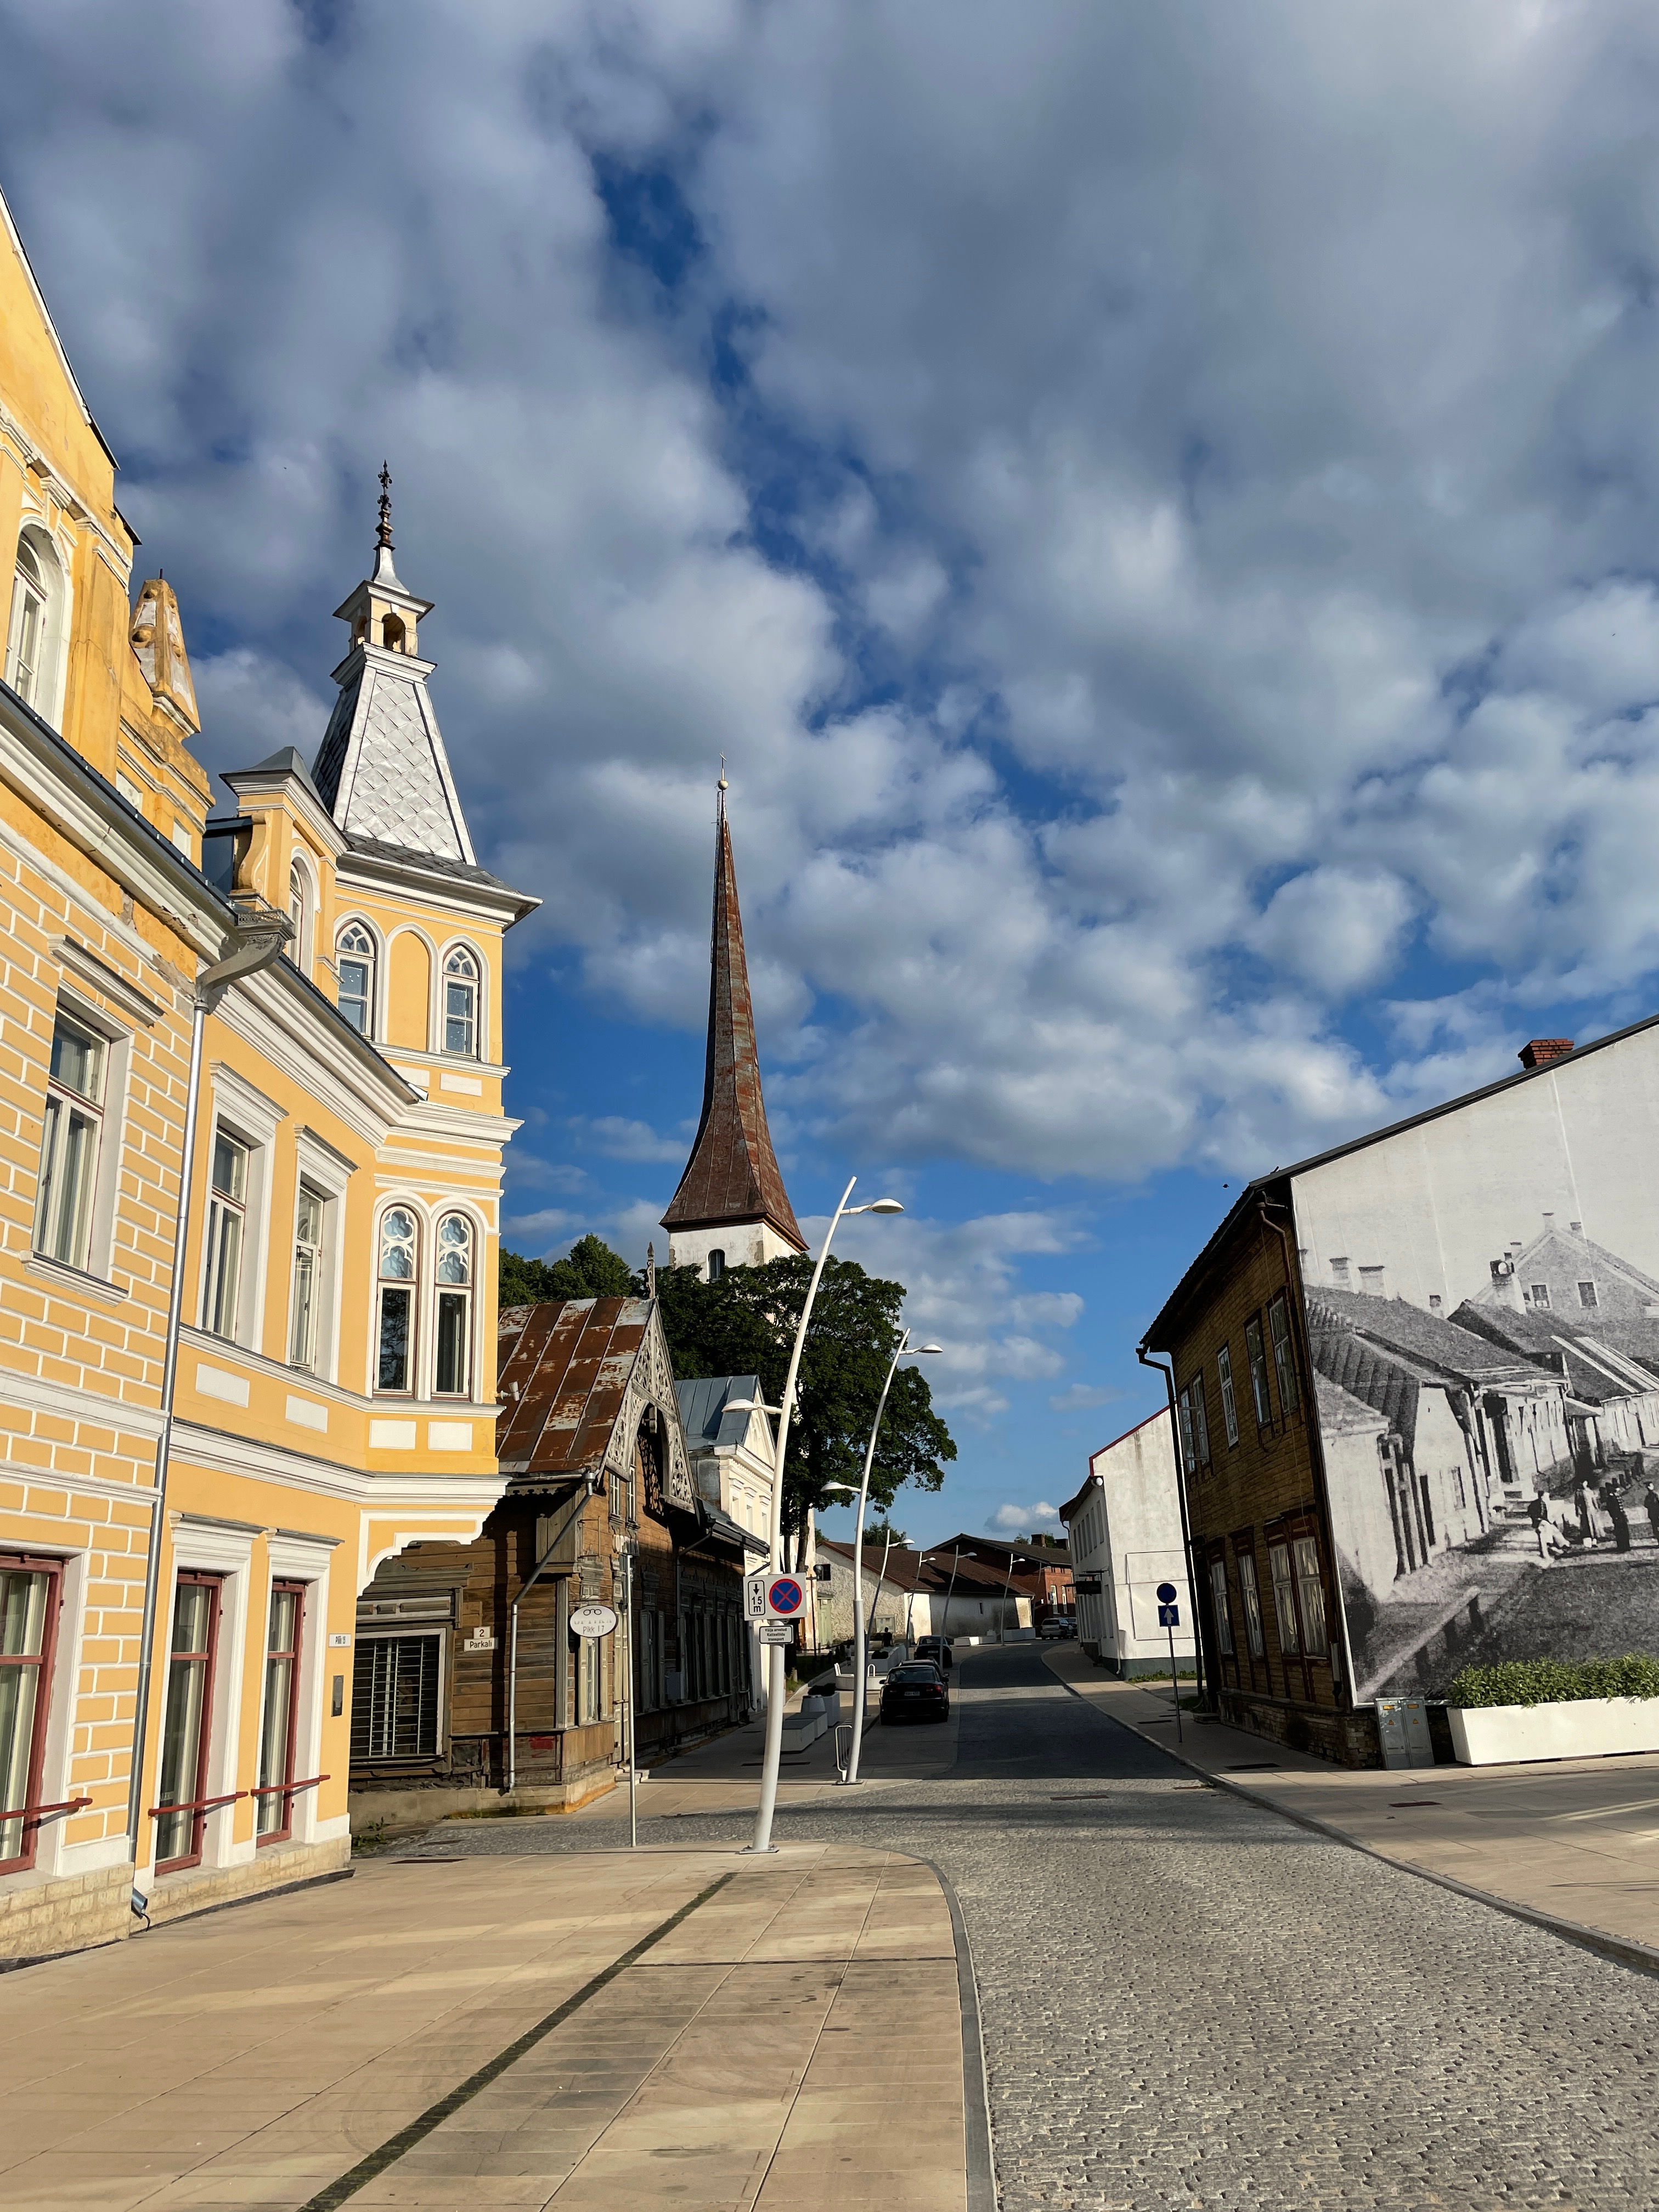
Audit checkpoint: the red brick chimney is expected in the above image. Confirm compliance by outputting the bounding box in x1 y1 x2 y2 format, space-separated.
1518 1039 1573 1070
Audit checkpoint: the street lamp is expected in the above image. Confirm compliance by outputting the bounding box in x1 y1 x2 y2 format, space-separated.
748 1178 903 1855
827 1333 942 1786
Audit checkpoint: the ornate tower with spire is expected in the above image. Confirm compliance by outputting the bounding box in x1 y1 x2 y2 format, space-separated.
662 774 806 1279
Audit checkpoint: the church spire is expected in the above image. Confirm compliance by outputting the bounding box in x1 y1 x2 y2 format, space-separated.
662 782 806 1274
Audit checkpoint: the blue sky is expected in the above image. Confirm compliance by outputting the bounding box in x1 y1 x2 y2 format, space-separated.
7 1 1659 1546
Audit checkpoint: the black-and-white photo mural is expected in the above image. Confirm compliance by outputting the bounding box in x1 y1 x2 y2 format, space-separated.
1290 1027 1659 1700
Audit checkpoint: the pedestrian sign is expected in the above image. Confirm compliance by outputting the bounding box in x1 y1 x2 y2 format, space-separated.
1158 1603 1180 1628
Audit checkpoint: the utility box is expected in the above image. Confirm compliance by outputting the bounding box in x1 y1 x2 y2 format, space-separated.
1375 1696 1435 1769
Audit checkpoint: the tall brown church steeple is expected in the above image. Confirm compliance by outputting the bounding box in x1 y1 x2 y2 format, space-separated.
662 780 806 1277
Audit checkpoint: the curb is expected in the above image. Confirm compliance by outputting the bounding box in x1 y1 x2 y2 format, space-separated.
1051 1670 1659 1984
921 1854 1000 2212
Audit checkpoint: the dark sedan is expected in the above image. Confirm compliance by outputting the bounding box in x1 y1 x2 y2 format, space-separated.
880 1661 951 1723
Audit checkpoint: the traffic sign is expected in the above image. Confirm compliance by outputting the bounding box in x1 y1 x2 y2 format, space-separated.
1158 1603 1180 1628
1156 1581 1178 1604
570 1602 618 1639
765 1575 806 1621
759 1622 794 1645
743 1575 769 1622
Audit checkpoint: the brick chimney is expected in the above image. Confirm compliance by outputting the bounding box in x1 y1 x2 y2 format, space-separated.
1518 1039 1573 1069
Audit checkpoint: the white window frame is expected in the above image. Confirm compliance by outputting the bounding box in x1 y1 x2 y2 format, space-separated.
438 940 484 1059
432 1211 476 1400
1268 1295 1299 1416
263 1533 336 1846
1216 1344 1239 1448
374 1201 422 1397
292 1128 354 1385
4 524 70 730
1237 1549 1266 1659
33 991 134 1285
350 1626 448 1762
199 1066 286 1355
1209 1558 1234 1657
33 1011 108 1274
335 918 381 1040
159 1520 255 1876
286 854 315 975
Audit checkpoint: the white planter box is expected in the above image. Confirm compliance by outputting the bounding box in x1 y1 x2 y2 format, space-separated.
1449 1696 1659 1765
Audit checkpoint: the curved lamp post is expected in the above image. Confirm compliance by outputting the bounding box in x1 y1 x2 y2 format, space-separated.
736 1177 904 1854
826 1333 942 1785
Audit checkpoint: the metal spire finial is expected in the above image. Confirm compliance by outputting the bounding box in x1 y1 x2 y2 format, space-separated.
376 461 393 551
646 1240 657 1297
717 755 727 825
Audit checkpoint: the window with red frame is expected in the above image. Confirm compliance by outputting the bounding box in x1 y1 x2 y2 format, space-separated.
1 1555 61 1875
154 1574 222 1871
256 1582 306 1843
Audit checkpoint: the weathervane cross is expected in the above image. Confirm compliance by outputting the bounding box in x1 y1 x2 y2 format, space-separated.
376 461 393 550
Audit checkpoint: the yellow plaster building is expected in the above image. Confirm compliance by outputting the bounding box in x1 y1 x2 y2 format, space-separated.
0 189 534 1959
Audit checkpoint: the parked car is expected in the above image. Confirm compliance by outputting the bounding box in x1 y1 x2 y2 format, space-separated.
1038 1617 1077 1640
915 1635 953 1672
880 1661 951 1723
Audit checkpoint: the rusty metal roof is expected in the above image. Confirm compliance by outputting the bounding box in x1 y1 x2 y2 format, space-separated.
496 1296 653 1477
661 811 805 1251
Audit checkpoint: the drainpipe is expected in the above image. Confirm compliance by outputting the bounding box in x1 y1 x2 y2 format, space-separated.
127 897 292 1892
1137 1343 1210 1715
507 1479 594 1797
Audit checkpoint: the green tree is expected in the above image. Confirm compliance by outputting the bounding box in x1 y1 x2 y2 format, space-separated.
499 1233 636 1307
651 1254 955 1566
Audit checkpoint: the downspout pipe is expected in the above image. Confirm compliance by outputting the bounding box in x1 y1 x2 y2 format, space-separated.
127 899 292 1892
507 1479 594 1797
1137 1342 1211 1716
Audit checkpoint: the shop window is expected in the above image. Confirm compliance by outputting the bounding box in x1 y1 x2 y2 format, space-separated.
35 1015 105 1269
443 947 479 1056
1208 1559 1234 1657
1293 1537 1330 1660
201 1131 250 1339
289 1186 325 1370
1268 1544 1300 1658
155 1575 222 1871
337 923 376 1036
256 1583 306 1842
0 1557 61 1875
352 1633 442 1759
1245 1316 1273 1427
376 1208 419 1392
433 1214 472 1397
1236 1549 1266 1659
1216 1344 1239 1447
1268 1295 1299 1415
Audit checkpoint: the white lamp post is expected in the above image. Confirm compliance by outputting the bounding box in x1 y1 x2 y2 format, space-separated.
826 1333 942 1786
740 1177 903 1854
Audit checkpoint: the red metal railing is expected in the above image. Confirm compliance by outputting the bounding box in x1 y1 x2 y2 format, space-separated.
247 1774 329 1798
0 1795 93 1824
147 1789 245 1819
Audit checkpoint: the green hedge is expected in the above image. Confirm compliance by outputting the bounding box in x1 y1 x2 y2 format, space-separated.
1447 1655 1659 1708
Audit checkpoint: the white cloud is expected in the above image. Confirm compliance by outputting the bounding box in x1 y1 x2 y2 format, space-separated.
989 1502 1062 1535
566 1116 689 1164
1047 1383 1123 1413
11 3 1659 1184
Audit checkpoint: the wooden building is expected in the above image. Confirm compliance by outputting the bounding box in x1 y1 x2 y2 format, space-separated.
348 1295 751 1830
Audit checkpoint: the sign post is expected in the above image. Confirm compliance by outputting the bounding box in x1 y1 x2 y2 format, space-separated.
1156 1581 1183 1745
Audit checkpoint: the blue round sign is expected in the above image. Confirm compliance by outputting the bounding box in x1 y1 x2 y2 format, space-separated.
1155 1581 1178 1604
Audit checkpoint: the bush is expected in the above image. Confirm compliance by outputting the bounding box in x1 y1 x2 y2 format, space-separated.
1446 1654 1659 1708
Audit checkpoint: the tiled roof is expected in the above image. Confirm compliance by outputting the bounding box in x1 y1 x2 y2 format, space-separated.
495 1297 650 1478
1449 1304 1659 1406
661 814 805 1251
1303 1288 1543 1385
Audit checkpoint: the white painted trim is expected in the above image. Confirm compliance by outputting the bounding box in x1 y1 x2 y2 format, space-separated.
157 1521 255 1877
170 1416 502 1509
50 938 169 1025
0 1365 165 1444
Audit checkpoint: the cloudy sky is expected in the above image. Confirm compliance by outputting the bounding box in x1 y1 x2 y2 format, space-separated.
9 0 1659 1545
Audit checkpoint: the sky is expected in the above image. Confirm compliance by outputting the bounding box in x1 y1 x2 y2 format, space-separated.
9 1 1659 1548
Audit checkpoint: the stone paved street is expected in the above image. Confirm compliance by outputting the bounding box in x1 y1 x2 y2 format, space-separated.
415 1646 1659 2210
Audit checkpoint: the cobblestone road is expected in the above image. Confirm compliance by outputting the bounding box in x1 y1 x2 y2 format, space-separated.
411 1647 1659 2210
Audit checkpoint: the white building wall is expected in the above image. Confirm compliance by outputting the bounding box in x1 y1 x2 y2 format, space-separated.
1075 1411 1195 1675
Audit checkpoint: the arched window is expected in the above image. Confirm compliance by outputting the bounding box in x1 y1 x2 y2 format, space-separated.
382 613 405 653
5 535 54 712
434 1214 473 1397
376 1207 419 1393
443 947 479 1056
287 860 309 969
707 1249 726 1282
337 923 376 1036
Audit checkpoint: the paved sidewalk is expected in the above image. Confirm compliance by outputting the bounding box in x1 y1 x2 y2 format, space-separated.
0 1841 968 2212
1047 1644 1659 1958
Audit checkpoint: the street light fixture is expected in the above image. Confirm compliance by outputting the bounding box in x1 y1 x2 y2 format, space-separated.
831 1331 943 1786
749 1178 903 1855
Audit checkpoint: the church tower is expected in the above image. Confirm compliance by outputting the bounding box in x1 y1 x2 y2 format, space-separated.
662 778 806 1279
